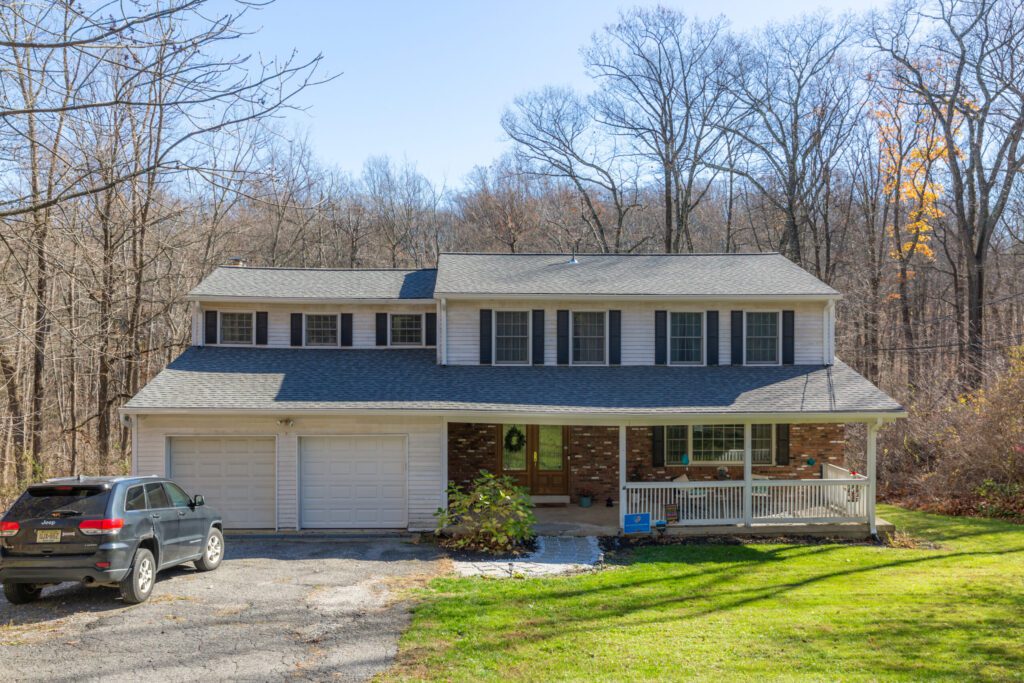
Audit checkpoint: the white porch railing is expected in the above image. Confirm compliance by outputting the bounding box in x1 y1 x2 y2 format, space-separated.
625 481 744 526
624 476 870 527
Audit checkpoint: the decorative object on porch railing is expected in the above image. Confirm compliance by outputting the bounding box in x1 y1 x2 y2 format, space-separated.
624 476 870 527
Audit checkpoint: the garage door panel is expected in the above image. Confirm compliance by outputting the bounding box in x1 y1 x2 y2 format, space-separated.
170 437 276 530
300 436 406 529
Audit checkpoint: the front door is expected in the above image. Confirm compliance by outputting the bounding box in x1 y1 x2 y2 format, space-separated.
499 424 568 495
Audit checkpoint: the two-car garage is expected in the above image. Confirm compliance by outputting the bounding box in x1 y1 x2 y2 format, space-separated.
168 434 409 530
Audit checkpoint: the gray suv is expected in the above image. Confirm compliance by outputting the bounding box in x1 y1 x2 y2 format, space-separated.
0 475 223 604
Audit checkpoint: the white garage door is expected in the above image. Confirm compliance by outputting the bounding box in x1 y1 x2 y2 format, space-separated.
300 435 407 528
169 437 276 529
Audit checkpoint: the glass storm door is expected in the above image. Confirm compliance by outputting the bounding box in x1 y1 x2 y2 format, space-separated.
499 424 568 495
530 425 568 495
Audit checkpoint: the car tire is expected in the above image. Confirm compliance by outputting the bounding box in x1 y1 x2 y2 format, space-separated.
119 547 156 604
3 582 42 605
194 528 224 572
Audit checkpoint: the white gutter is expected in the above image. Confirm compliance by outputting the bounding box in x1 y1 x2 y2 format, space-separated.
186 295 437 305
433 292 842 302
119 406 906 424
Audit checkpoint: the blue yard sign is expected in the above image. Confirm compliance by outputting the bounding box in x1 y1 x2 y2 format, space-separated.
623 512 651 534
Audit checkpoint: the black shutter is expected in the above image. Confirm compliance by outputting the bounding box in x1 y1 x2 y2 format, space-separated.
255 312 268 345
340 313 353 347
204 310 218 345
652 427 665 467
479 309 492 364
556 310 569 365
776 424 790 465
290 313 303 347
609 310 621 365
532 309 545 365
782 310 795 365
426 312 437 346
731 310 744 365
706 311 719 366
375 313 388 346
654 310 667 365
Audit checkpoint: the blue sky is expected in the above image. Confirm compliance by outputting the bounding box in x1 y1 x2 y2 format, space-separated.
220 0 883 186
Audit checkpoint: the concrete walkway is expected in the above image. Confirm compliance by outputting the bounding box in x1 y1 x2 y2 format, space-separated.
453 536 603 578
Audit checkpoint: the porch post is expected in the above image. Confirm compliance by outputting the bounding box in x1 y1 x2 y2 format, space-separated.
618 424 627 532
743 423 752 527
867 420 879 537
441 418 449 512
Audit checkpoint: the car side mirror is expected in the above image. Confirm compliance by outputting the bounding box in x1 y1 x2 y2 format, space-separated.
192 495 205 507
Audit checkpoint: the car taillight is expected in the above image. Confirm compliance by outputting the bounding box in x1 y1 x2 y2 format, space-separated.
79 518 124 535
0 521 18 537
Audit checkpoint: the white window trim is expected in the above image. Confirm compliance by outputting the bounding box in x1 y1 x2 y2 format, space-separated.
217 310 255 346
388 312 426 347
569 310 609 366
743 310 782 366
664 423 776 467
492 310 532 366
303 313 340 347
668 310 706 367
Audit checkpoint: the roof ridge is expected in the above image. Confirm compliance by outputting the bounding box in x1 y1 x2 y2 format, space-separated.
438 252 781 257
213 266 437 273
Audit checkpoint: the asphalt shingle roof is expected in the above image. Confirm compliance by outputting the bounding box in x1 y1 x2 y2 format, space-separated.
433 253 839 297
124 348 903 416
189 267 437 300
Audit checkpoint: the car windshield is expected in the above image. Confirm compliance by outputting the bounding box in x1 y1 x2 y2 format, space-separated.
5 486 109 519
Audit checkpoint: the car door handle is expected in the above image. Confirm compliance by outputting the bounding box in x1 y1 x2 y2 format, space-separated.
177 511 186 517
151 513 161 519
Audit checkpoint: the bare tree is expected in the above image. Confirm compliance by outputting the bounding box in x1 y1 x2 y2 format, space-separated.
868 0 1024 386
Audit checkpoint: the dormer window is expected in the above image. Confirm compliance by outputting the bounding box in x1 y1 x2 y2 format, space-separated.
305 314 338 346
219 312 254 345
670 312 703 365
390 314 423 346
745 312 780 365
572 311 606 365
494 311 530 365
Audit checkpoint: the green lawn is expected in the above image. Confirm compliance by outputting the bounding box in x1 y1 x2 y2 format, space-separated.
388 506 1024 682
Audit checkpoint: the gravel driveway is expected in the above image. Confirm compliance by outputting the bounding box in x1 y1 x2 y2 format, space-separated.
0 535 448 682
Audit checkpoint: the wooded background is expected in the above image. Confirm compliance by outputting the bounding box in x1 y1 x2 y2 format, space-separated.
2 0 1022 514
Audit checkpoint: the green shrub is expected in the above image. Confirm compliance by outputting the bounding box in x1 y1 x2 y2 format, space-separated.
435 471 536 553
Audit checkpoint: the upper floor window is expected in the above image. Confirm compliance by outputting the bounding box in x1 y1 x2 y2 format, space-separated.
745 311 779 365
572 311 606 365
220 312 254 345
670 312 703 365
305 314 338 346
494 311 530 364
390 313 423 346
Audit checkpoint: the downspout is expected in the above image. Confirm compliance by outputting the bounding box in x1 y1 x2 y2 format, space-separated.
439 297 448 366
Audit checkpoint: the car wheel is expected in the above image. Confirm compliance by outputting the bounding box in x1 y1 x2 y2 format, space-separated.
194 528 224 572
3 582 42 605
119 547 156 604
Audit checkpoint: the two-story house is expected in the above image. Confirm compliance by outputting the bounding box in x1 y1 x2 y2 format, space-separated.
121 253 905 535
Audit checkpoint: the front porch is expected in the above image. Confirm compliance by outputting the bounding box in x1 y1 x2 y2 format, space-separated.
532 504 895 539
447 419 889 537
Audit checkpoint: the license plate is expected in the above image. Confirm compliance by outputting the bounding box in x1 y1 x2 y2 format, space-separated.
36 529 62 543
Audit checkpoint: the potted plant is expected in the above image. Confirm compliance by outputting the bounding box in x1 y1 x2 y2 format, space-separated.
577 488 596 508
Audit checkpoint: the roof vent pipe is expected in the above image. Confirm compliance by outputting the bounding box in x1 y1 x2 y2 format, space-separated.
567 248 579 265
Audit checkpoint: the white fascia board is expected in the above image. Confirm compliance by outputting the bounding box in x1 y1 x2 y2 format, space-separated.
435 292 842 302
119 405 906 424
186 295 437 305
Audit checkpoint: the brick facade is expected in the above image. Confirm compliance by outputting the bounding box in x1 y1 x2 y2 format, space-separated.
447 422 846 503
